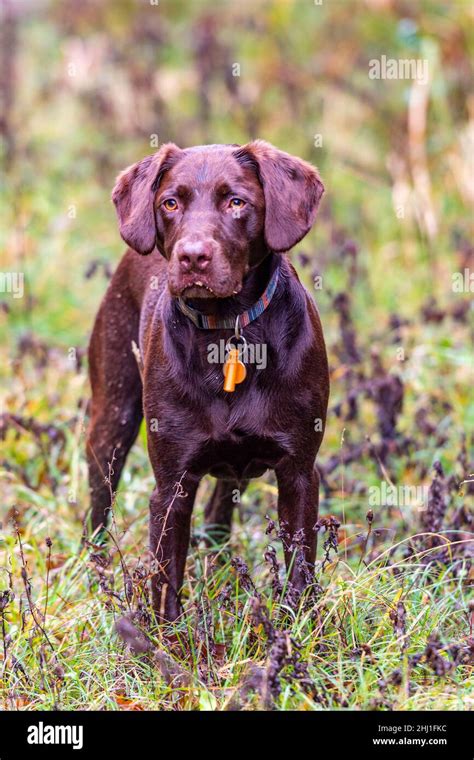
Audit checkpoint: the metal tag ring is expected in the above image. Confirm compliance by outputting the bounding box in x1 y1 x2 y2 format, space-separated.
225 334 247 350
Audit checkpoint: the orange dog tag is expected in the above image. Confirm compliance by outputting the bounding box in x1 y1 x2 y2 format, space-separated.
223 348 246 392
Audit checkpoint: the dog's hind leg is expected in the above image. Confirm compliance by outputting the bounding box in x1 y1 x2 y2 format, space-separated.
204 478 247 547
86 282 143 535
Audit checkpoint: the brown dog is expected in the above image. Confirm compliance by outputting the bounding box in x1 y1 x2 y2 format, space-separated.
86 141 329 622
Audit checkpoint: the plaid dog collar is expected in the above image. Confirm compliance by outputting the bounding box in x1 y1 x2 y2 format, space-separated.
177 263 280 330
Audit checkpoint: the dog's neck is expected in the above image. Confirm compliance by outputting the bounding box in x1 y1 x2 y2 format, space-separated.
182 252 278 319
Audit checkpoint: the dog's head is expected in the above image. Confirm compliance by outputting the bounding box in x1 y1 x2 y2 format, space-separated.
112 141 324 299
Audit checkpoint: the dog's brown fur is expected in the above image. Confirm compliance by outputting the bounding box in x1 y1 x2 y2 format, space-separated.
87 141 329 622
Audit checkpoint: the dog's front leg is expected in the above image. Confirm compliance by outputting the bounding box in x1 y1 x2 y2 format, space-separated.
275 458 320 595
148 473 199 623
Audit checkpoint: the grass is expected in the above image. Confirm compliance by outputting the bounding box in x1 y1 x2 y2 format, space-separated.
0 510 472 711
1 316 473 710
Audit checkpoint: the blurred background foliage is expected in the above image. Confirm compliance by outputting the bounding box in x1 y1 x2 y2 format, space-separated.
1 0 473 550
0 0 473 712
1 0 473 348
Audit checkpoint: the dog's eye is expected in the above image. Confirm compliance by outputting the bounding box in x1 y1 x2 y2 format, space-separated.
163 198 178 212
229 198 246 209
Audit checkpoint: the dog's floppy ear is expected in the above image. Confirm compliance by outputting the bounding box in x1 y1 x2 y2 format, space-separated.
112 143 182 254
234 140 324 253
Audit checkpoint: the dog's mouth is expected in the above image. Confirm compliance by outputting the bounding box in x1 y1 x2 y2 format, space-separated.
181 281 218 299
176 279 243 300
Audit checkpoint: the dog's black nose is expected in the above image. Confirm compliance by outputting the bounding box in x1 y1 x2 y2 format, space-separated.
177 240 212 273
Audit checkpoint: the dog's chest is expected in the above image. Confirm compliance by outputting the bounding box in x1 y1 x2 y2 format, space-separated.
191 433 286 480
187 392 288 478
